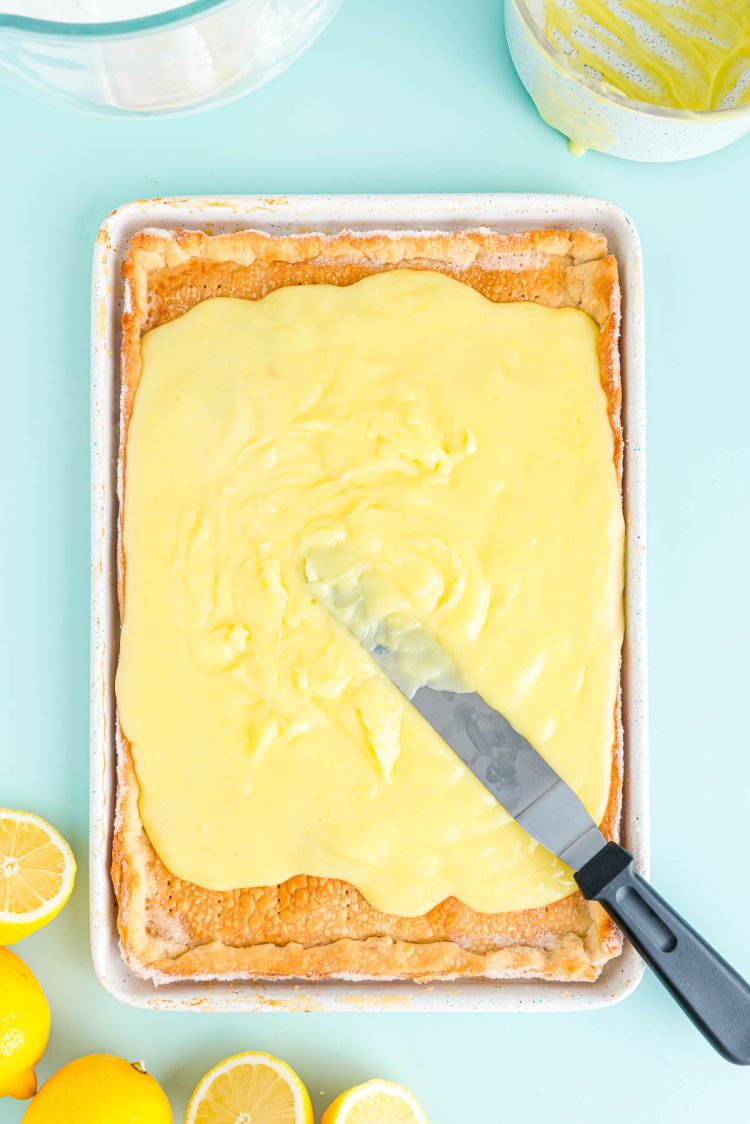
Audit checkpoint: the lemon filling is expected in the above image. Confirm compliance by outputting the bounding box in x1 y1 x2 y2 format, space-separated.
541 0 750 112
116 269 624 916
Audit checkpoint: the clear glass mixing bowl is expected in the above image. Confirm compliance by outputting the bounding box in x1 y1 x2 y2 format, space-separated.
0 0 344 116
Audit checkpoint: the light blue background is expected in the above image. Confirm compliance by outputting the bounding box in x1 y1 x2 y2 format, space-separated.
1 0 749 1119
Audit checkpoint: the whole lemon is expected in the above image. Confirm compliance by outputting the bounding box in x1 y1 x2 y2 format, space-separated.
22 1054 172 1123
0 948 50 1099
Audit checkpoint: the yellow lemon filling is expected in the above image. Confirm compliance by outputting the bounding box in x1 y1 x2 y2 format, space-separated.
116 269 624 916
542 0 750 112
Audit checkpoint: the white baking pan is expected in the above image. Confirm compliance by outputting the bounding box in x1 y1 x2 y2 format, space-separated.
91 194 648 1012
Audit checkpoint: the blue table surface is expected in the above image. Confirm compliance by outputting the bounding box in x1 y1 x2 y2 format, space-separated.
1 0 749 1119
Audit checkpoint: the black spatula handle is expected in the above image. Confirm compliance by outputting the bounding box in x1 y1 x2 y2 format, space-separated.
575 842 750 1064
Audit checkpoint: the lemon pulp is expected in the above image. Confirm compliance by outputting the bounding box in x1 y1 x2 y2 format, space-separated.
0 810 76 944
185 1052 312 1124
321 1080 427 1124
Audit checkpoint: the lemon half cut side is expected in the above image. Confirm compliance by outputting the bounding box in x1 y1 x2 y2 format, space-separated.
185 1051 313 1124
321 1079 429 1124
0 810 76 945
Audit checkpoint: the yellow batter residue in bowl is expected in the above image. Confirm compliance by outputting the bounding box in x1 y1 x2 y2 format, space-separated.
116 270 624 916
542 0 750 111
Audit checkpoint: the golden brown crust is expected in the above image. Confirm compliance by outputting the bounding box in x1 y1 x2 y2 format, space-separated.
114 227 623 985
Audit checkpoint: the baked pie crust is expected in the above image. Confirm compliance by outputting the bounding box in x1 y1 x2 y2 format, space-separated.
113 226 623 985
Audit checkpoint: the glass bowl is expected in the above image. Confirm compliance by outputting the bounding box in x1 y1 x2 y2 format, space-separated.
505 0 750 162
0 0 344 116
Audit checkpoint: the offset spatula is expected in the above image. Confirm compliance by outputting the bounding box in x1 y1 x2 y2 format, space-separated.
316 587 750 1063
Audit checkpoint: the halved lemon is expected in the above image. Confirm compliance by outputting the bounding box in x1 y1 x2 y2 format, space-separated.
185 1052 313 1124
0 810 77 945
321 1080 428 1124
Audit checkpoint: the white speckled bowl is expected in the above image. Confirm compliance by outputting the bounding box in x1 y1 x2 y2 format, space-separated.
505 0 750 161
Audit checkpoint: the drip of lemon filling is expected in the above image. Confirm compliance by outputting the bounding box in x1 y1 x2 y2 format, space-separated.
116 269 624 917
542 0 750 112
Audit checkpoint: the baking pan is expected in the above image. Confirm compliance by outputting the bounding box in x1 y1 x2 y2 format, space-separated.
91 194 648 1011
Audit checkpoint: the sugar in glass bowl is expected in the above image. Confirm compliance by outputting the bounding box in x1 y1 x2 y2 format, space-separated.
0 0 344 115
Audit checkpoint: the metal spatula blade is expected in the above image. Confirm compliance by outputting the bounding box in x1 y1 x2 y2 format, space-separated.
407 684 605 871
